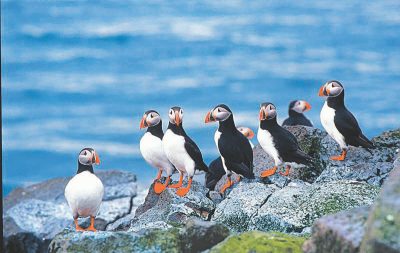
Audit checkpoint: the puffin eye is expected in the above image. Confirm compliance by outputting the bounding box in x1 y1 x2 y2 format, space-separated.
170 110 173 115
217 108 221 113
83 151 87 155
150 114 153 118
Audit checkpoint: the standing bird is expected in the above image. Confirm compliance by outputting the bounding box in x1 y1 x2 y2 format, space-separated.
205 104 254 193
205 126 255 191
140 110 175 194
282 100 313 127
258 103 313 177
65 148 103 232
319 80 374 161
163 106 208 197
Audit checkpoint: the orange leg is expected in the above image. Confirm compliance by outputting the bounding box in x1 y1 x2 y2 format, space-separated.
154 176 171 194
154 169 162 181
261 166 277 178
220 176 233 194
176 177 192 197
87 216 97 232
236 176 241 183
279 165 291 176
169 173 184 188
330 149 347 161
74 218 85 232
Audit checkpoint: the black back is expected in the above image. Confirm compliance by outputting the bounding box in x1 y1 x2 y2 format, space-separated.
217 113 254 178
327 91 374 148
282 102 313 127
205 157 226 191
168 122 208 172
260 117 313 165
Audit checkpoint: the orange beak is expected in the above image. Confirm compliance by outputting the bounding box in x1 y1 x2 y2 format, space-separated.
139 115 147 129
205 111 212 123
259 109 266 121
304 101 311 111
246 129 255 139
319 85 329 96
175 114 181 126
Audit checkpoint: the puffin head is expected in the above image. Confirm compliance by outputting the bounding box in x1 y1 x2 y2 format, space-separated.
168 106 183 126
289 100 311 113
259 102 277 121
318 80 344 97
237 126 255 139
78 148 100 166
140 110 161 129
205 104 232 123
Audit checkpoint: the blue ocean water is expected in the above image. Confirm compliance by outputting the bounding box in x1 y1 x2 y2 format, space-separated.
2 0 400 196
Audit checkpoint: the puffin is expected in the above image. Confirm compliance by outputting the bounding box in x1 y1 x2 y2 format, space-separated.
139 110 175 194
65 148 103 232
205 104 254 193
205 126 255 191
319 80 374 161
282 100 313 127
258 103 313 177
162 106 208 197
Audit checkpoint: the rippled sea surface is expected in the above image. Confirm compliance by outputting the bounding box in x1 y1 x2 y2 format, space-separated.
2 0 400 195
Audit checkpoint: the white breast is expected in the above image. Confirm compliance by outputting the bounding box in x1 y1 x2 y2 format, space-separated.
214 130 229 174
140 132 175 176
162 129 195 177
257 128 282 166
320 102 347 149
64 171 104 218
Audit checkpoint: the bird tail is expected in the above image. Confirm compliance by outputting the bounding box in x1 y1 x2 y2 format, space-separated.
197 161 209 173
357 133 375 149
293 150 315 166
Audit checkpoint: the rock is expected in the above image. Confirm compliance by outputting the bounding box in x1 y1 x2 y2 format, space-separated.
250 180 379 233
316 128 399 187
128 179 215 232
3 170 140 253
48 228 181 253
180 218 230 253
360 155 400 253
209 231 306 253
303 206 371 253
211 181 277 232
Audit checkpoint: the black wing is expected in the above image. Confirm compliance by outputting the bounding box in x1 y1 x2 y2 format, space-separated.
184 135 208 172
334 108 373 148
218 130 254 178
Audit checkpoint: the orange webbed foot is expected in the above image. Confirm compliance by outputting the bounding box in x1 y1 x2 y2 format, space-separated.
74 218 85 232
176 178 192 197
154 177 170 194
86 216 97 232
220 177 233 194
261 166 277 178
330 150 347 161
169 173 184 189
279 165 290 176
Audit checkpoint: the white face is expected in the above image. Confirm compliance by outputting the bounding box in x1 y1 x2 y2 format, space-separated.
260 103 277 120
325 81 343 97
145 112 161 127
168 108 183 125
292 100 310 113
78 149 95 165
212 106 231 121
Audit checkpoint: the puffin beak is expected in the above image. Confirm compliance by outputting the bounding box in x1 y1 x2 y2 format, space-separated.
205 111 212 123
95 153 100 165
319 85 330 96
247 129 255 139
139 115 148 129
175 113 181 126
259 108 267 120
304 101 311 112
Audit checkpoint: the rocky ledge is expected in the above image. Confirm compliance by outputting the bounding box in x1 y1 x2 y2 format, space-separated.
3 127 399 253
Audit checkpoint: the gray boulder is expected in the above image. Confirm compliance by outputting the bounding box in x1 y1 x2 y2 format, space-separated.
303 206 371 253
211 181 278 232
360 155 400 253
128 179 215 232
3 170 140 253
250 180 379 233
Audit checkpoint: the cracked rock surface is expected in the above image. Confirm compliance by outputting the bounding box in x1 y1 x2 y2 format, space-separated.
3 170 141 253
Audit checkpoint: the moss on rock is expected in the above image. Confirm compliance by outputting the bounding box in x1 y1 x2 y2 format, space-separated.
209 231 306 253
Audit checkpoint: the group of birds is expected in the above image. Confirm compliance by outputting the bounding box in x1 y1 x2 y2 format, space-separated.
64 80 374 232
